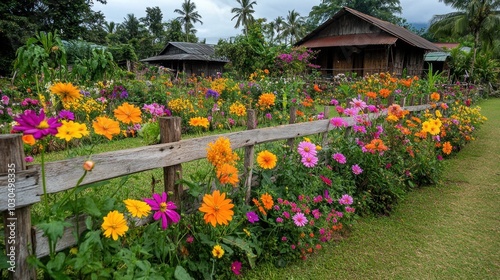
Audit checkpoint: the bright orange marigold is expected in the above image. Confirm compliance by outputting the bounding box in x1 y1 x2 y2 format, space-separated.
430 92 440 101
378 88 391 98
260 193 274 210
216 163 239 186
199 190 234 227
206 137 239 168
257 150 277 169
442 141 453 155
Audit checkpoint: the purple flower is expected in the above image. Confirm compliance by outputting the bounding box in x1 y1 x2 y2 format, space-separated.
332 152 347 164
265 113 272 120
1 95 9 105
231 261 242 275
292 212 308 227
367 105 378 113
301 155 318 168
246 211 259 224
282 211 290 219
351 164 363 175
353 125 367 134
339 194 353 205
58 110 75 121
25 156 34 163
297 141 317 157
143 192 181 230
345 207 355 213
330 117 347 128
329 99 339 106
205 89 220 99
13 110 61 140
276 217 283 223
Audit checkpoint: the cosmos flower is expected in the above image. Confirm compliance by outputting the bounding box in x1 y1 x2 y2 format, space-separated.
216 163 239 186
144 192 181 230
92 116 120 140
13 109 61 139
199 190 234 227
114 102 142 124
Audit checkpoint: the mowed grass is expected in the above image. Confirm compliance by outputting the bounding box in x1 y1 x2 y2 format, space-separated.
244 98 500 280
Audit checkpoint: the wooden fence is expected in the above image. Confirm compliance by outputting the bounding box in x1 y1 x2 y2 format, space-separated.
1 100 431 279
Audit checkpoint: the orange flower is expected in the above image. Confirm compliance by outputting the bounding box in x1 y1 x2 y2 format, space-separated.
114 102 142 124
257 93 276 110
442 141 453 155
257 150 277 169
216 163 239 186
364 139 388 153
189 117 210 129
199 190 234 227
253 198 267 215
22 134 36 146
378 88 391 98
313 84 322 92
260 193 274 210
50 82 81 103
366 91 377 99
430 92 440 101
92 116 121 140
206 137 239 168
400 79 412 88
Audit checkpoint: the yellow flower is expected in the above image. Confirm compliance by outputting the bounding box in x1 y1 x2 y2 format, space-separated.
257 150 277 169
199 190 234 227
243 228 251 236
56 121 87 141
101 210 129 240
93 116 121 140
435 110 442 118
114 102 142 124
50 82 81 103
124 199 151 218
216 163 240 186
189 117 210 129
260 193 274 210
229 102 247 117
206 137 239 168
212 244 224 258
69 247 78 255
257 93 276 110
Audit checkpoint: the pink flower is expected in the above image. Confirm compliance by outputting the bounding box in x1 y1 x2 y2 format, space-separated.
297 141 317 157
332 152 347 164
24 156 34 163
339 194 353 205
349 98 367 110
319 175 332 186
231 261 242 275
330 117 347 128
276 217 283 223
292 212 308 227
13 109 61 140
281 236 288 242
144 192 181 230
282 211 290 219
351 164 363 175
345 207 355 213
246 211 259 224
186 235 194 243
301 155 318 168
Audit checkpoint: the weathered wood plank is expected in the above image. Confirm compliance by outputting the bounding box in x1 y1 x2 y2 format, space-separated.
34 216 87 258
0 168 40 211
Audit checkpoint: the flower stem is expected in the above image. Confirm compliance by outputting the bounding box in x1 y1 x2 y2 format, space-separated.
40 146 49 211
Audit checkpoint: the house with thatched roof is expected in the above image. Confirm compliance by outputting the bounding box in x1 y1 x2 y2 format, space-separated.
141 42 228 77
295 7 441 77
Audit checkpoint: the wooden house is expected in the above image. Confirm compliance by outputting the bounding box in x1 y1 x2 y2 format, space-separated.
295 7 441 77
141 42 228 77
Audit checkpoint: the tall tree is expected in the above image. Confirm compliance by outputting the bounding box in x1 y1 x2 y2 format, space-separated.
141 6 164 42
282 10 306 46
308 0 403 27
429 0 500 70
231 0 257 35
274 16 285 45
174 0 203 42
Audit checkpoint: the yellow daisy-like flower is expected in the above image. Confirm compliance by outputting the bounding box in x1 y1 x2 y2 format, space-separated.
257 150 277 169
229 102 247 117
435 110 442 118
428 124 440 135
260 193 274 210
56 121 88 141
114 102 142 124
123 199 151 218
93 116 121 140
189 117 210 129
212 244 224 258
257 93 276 110
206 137 239 168
101 210 129 240
50 82 81 103
216 163 240 187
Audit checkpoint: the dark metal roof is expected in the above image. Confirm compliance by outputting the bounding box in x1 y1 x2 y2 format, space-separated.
301 34 397 48
141 42 229 63
296 7 441 51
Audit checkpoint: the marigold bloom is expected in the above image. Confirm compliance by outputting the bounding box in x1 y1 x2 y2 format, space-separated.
101 210 129 240
22 134 36 146
216 163 239 186
430 92 440 101
114 102 142 124
442 141 452 155
261 193 274 210
199 190 234 227
50 82 81 103
206 137 239 168
257 150 277 169
124 199 151 218
378 88 391 98
366 91 377 99
189 116 210 129
144 192 181 230
257 93 276 110
229 102 247 117
93 116 121 140
212 244 225 258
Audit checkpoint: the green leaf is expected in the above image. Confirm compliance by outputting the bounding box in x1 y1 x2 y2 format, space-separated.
174 265 194 280
81 197 102 217
37 220 72 243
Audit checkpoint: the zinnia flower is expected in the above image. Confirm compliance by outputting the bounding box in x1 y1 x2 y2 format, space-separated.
13 109 61 139
231 261 242 275
206 137 239 168
216 163 239 186
124 199 151 218
339 194 354 205
442 141 453 155
92 116 121 140
199 190 234 227
332 152 347 164
212 244 225 258
144 192 181 230
50 82 81 103
260 193 274 210
292 212 308 227
351 164 363 175
297 141 317 157
246 211 259 223
101 210 129 240
114 102 142 124
58 110 75 120
257 150 277 169
301 155 318 168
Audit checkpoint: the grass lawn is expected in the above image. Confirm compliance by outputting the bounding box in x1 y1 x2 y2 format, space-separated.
243 98 500 280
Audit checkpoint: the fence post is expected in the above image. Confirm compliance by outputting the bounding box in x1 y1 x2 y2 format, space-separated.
1 135 36 279
244 110 257 203
159 117 183 208
287 107 297 148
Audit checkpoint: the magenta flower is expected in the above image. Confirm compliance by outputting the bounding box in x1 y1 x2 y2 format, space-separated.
351 164 363 175
319 175 332 186
332 152 347 164
339 194 353 205
246 211 259 223
297 141 317 157
301 155 318 168
292 212 308 227
353 125 367 134
58 110 75 121
231 261 242 275
330 117 347 128
276 217 283 223
186 235 194 243
25 156 34 163
144 192 180 230
345 207 356 213
1 95 9 105
349 98 367 110
13 109 61 139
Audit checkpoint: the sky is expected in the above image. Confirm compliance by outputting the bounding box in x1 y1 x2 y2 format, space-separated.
92 0 456 44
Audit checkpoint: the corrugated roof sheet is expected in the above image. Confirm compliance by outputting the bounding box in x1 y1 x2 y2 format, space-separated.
424 51 450 62
142 42 228 63
296 7 441 52
141 53 228 62
301 34 397 48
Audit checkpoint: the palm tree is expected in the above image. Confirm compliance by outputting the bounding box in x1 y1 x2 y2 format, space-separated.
429 0 500 73
263 21 276 43
231 0 257 35
103 21 116 34
274 16 284 45
174 0 203 41
282 10 305 46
